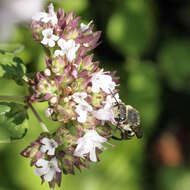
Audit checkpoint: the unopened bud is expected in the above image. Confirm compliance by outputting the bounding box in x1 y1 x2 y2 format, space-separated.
44 68 51 76
87 86 92 93
45 108 54 117
83 43 89 47
64 97 69 103
50 96 58 104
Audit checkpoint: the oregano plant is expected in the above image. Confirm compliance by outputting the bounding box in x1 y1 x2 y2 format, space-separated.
0 4 142 188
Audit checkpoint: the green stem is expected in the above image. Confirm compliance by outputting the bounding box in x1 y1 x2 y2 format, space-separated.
27 102 49 133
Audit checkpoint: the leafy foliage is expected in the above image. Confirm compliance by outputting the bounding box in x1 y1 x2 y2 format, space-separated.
0 51 27 85
0 102 28 143
159 39 190 91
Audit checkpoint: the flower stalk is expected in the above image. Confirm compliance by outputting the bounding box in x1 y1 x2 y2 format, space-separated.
27 102 49 132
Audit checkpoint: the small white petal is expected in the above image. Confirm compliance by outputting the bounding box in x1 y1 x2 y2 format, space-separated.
52 35 59 41
32 3 58 25
32 12 47 21
67 49 76 62
41 28 59 47
54 50 65 57
34 167 47 176
56 39 79 61
48 40 55 47
44 170 55 182
80 20 93 32
34 157 60 182
47 148 55 156
50 157 61 172
41 137 50 145
57 38 66 48
40 145 48 154
40 138 58 156
89 146 97 162
34 159 49 176
41 38 47 45
91 70 116 93
36 158 49 167
72 92 87 104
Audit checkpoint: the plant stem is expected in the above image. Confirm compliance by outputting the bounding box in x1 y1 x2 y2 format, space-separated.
0 95 26 102
27 102 49 133
0 95 49 133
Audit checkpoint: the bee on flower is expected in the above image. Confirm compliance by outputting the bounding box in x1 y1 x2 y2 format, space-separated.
21 3 142 189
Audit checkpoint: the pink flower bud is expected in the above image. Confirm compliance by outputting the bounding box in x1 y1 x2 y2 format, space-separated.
44 68 51 76
50 96 58 104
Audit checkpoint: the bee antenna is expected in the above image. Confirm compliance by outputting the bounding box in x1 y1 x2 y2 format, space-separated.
109 88 119 104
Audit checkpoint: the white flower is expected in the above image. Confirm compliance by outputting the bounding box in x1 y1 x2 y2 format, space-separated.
32 3 58 25
54 39 80 62
92 108 113 122
91 70 116 93
72 92 87 104
74 130 107 162
92 94 120 122
34 157 61 182
41 28 59 47
80 20 93 32
104 94 120 109
40 137 58 155
75 102 92 123
92 95 118 121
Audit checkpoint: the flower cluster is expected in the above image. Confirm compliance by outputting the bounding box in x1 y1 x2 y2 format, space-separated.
22 4 123 188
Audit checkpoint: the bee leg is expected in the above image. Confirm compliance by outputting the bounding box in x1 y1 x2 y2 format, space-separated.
110 129 125 141
120 129 134 140
110 135 123 141
108 128 122 140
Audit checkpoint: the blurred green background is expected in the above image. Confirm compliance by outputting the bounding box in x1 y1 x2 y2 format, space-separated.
1 0 190 189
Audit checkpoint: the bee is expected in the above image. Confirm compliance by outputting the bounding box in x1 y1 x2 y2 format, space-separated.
109 90 143 140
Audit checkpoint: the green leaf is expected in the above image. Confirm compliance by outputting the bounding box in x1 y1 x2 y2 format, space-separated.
0 43 24 54
0 51 27 85
0 104 11 115
0 102 28 143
